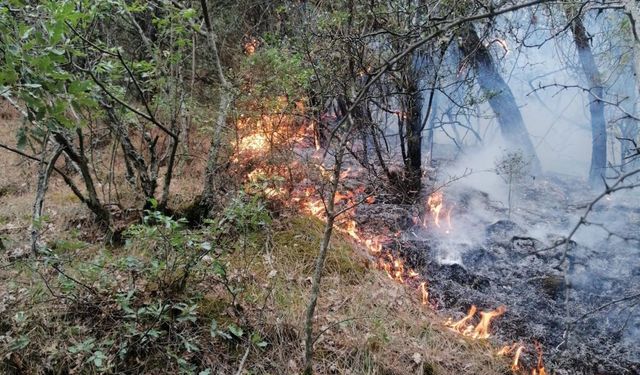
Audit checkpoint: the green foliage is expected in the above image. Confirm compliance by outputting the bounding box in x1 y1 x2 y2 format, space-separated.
125 210 220 294
240 45 313 111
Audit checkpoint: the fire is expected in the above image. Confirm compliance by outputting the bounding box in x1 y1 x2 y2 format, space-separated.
342 219 360 241
235 100 549 375
364 238 382 254
420 282 429 305
304 199 324 216
472 305 506 339
511 345 525 372
497 343 519 356
445 305 506 339
446 305 477 334
497 342 547 374
532 342 547 375
238 133 269 152
424 191 453 232
427 192 443 227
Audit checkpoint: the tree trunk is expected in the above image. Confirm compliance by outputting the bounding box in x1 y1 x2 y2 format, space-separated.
624 0 640 95
567 13 607 186
303 138 347 375
53 131 112 230
404 78 422 190
31 144 63 254
200 0 233 213
459 25 541 173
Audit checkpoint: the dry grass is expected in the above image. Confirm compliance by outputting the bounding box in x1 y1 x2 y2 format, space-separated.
222 214 510 374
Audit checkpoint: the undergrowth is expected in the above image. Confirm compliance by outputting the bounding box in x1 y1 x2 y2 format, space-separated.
0 191 510 374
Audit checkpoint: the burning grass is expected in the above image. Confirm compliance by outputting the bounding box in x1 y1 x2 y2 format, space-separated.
0 200 513 374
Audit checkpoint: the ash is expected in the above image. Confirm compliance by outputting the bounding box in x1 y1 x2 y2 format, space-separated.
356 172 640 375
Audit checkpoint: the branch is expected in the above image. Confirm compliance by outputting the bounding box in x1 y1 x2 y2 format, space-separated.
0 142 88 203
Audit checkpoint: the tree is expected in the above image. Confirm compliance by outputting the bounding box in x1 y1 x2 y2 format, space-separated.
458 24 541 173
565 8 608 186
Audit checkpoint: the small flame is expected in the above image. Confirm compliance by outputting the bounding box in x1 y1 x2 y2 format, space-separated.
342 220 360 241
420 282 429 305
427 192 443 227
497 343 518 356
446 305 506 339
511 345 525 372
446 305 477 333
424 191 453 232
532 342 547 375
472 305 506 339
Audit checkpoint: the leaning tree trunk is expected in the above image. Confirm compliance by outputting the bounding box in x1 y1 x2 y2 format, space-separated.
459 25 541 173
567 12 607 186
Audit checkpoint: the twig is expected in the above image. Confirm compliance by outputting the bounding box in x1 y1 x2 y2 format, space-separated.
234 343 250 375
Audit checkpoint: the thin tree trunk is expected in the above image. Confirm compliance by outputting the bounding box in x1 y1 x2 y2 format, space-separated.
200 0 233 211
459 25 541 173
566 12 607 186
160 133 179 209
404 76 422 189
303 103 357 373
303 145 345 375
624 0 640 95
31 144 63 254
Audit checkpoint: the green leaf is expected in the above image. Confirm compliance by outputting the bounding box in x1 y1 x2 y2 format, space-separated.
148 197 158 209
90 350 107 368
228 324 243 337
13 311 27 324
8 335 29 351
209 319 218 337
251 332 268 348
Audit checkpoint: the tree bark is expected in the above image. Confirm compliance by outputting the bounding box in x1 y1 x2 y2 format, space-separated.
31 144 63 254
303 142 345 375
200 0 233 213
403 75 423 190
567 12 607 186
53 131 112 230
623 0 640 95
459 25 541 173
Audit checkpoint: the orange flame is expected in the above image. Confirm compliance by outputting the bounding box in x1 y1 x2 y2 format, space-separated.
342 220 360 241
446 305 506 339
497 343 518 356
472 305 506 339
420 282 429 305
424 191 453 232
532 342 547 375
364 238 382 254
511 345 525 372
446 305 477 333
427 192 443 227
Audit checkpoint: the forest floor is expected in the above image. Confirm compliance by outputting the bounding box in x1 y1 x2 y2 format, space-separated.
0 115 513 374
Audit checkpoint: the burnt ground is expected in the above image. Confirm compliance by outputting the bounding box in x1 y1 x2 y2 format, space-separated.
354 173 640 375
